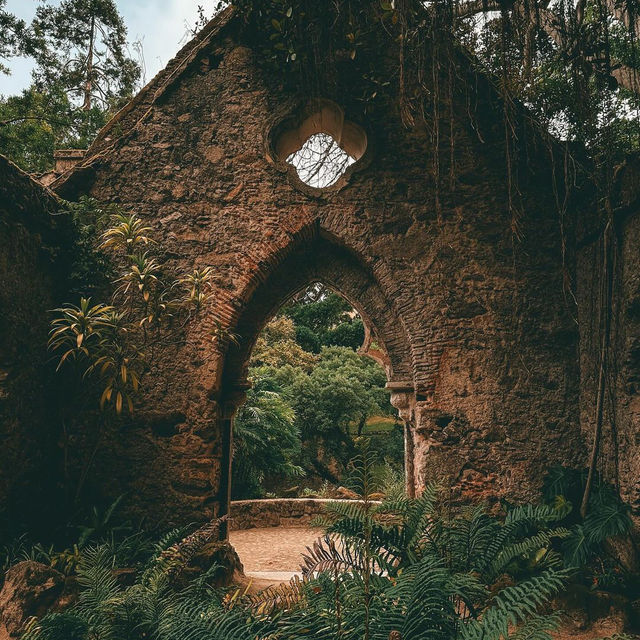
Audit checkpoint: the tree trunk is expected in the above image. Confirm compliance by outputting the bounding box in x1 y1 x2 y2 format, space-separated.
83 14 95 111
357 413 367 436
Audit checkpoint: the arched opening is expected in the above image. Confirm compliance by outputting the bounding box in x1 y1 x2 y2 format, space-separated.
272 99 368 191
217 233 417 578
231 282 403 502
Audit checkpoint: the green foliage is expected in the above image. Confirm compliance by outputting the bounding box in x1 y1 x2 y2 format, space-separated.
15 460 638 640
246 344 397 490
0 0 35 74
0 88 107 173
232 380 303 498
49 203 216 415
250 315 317 370
283 286 365 351
23 613 88 640
21 476 574 640
31 0 140 111
62 197 114 296
541 466 634 592
0 0 139 172
234 284 397 498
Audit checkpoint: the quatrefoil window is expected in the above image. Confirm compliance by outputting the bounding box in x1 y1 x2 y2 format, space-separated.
286 132 356 189
274 100 368 191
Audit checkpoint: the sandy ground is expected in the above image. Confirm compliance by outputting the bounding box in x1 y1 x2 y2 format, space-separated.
229 526 322 582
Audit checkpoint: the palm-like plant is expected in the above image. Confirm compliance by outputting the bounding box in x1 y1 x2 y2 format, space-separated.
48 298 113 369
49 304 144 415
99 213 154 252
232 383 303 498
114 251 160 303
179 266 215 313
49 209 218 416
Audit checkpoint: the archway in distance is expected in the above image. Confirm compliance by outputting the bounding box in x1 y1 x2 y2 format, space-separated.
217 233 418 538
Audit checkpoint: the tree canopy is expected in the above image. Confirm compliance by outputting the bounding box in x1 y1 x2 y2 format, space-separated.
31 0 140 111
0 0 140 172
0 0 34 74
232 285 400 498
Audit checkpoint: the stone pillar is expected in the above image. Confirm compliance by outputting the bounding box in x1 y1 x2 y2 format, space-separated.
387 382 417 499
218 386 248 540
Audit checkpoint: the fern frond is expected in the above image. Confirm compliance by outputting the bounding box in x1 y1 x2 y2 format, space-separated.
584 502 632 544
487 528 571 579
510 612 563 640
463 569 571 640
239 574 310 615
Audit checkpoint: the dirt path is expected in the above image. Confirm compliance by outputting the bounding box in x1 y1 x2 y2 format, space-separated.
229 526 322 583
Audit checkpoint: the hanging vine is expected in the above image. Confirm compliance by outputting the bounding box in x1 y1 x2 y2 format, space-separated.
216 0 640 509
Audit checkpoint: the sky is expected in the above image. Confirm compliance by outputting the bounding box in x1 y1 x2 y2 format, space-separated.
0 0 207 97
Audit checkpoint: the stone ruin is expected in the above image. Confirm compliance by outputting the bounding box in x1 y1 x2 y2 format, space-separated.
1 7 639 534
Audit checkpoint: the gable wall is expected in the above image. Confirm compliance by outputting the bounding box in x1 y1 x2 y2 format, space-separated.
0 157 70 534
55 37 585 524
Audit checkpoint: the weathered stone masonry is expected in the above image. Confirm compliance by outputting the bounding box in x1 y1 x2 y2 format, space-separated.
577 155 640 516
5 7 638 530
41 7 586 526
0 157 71 534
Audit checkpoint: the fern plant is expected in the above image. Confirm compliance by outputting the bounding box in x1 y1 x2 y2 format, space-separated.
541 466 635 593
27 460 634 640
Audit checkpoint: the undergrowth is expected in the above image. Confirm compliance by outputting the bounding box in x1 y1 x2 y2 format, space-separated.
7 460 638 640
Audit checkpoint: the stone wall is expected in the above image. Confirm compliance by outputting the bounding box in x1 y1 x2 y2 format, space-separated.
229 498 364 531
46 10 586 526
0 156 70 534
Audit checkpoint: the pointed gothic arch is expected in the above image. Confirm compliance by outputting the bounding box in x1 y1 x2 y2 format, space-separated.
215 230 418 534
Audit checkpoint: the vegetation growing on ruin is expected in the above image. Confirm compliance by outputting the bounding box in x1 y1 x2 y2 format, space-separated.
7 460 637 640
1 0 639 635
49 200 218 417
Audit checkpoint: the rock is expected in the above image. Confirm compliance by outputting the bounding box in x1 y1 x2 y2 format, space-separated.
335 486 359 500
178 541 245 589
553 584 630 633
0 561 65 638
603 534 640 574
630 598 640 630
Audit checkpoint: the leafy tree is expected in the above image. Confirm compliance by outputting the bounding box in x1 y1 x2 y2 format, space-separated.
250 315 317 371
0 0 33 74
0 0 140 172
238 286 396 493
284 285 365 352
232 379 303 499
250 346 394 483
289 346 389 454
0 87 106 173
31 0 140 111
